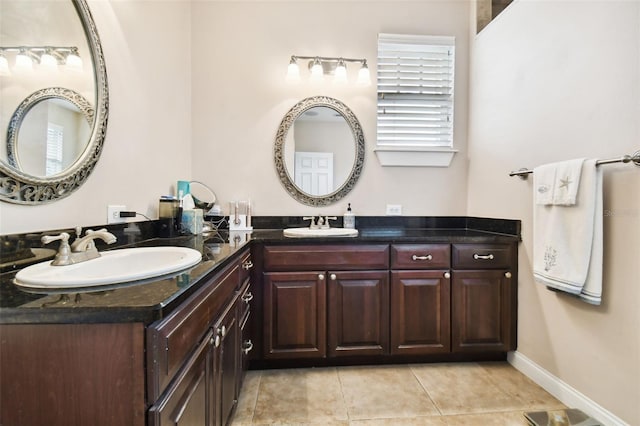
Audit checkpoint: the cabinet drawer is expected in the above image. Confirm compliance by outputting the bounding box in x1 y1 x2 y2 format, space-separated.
452 244 513 269
264 244 389 271
391 244 450 269
146 260 239 401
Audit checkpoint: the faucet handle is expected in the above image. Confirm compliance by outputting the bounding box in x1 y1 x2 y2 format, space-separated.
41 232 70 246
321 216 337 229
41 232 72 264
302 216 318 229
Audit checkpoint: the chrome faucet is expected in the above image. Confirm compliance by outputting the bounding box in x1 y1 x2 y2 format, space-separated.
319 216 337 229
303 216 320 229
42 227 117 266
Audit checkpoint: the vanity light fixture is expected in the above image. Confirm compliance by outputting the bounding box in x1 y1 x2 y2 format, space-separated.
0 53 9 76
0 46 83 76
286 55 371 86
14 49 34 73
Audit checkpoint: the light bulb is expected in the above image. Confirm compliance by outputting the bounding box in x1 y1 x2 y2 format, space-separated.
40 52 58 73
356 62 371 86
0 55 10 77
310 58 324 82
15 51 34 72
65 52 83 72
333 60 347 84
285 58 300 83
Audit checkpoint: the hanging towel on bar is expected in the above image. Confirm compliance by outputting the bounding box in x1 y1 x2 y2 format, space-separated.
533 159 603 305
534 158 585 205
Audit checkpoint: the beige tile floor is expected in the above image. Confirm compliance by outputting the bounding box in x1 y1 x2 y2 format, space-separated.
231 362 566 425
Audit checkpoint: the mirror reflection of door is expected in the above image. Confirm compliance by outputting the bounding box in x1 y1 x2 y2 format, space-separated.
294 151 334 195
288 106 354 196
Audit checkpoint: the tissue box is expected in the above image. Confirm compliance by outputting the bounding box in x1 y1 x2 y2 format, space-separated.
182 209 203 234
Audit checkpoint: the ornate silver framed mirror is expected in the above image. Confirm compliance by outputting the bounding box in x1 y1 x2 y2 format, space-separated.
7 88 94 176
0 0 108 204
274 96 365 206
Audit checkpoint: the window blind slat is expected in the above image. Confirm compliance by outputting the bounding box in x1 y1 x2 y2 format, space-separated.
377 34 455 149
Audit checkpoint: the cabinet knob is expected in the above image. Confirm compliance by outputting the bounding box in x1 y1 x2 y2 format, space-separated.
505 271 512 278
242 261 254 270
444 272 451 279
214 335 221 348
318 274 325 280
241 292 254 303
330 273 337 280
218 325 227 337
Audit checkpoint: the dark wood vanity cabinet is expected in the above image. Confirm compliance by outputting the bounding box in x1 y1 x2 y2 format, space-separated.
390 244 451 355
148 248 254 426
262 244 390 359
450 243 517 353
257 241 517 365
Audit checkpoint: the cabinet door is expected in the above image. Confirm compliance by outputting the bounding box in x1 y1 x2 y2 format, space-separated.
148 331 213 426
390 270 451 355
263 271 327 359
451 270 513 352
328 270 389 357
214 299 240 426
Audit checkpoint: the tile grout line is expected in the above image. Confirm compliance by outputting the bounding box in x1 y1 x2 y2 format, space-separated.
249 371 262 425
408 363 446 417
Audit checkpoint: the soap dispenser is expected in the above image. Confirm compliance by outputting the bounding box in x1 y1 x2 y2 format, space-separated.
343 203 355 229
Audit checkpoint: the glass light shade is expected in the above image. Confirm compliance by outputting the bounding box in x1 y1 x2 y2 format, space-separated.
310 61 324 82
40 53 58 72
65 53 83 72
285 61 300 83
15 53 34 72
356 63 371 86
0 55 10 76
334 62 348 84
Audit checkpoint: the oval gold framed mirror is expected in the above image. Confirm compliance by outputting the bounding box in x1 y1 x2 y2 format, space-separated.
274 96 365 206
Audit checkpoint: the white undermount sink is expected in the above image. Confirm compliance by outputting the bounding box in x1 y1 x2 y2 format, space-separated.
14 246 202 289
283 227 359 238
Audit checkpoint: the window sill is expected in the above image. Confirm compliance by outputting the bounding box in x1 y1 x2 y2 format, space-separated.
374 147 458 167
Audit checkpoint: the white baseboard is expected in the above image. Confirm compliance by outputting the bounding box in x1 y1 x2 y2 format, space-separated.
507 351 629 426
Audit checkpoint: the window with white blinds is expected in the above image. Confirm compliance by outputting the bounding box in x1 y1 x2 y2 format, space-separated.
46 123 64 176
377 34 455 148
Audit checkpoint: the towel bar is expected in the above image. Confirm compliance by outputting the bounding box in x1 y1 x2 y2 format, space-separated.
509 150 640 180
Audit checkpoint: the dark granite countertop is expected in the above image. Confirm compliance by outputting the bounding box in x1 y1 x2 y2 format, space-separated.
0 216 520 325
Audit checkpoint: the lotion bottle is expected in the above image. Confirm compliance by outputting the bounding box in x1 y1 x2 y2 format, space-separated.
343 203 355 229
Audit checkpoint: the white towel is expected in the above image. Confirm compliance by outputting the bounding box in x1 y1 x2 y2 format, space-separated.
533 159 603 305
534 158 585 205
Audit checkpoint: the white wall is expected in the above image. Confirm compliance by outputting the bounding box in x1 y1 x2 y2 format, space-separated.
467 1 640 424
190 1 470 218
0 1 193 234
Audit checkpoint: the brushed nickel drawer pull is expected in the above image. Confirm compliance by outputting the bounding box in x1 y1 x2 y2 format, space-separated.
473 253 494 260
412 254 433 261
242 340 254 354
444 272 451 279
318 274 325 280
505 271 512 278
214 335 221 348
330 274 337 280
242 261 254 270
241 292 254 303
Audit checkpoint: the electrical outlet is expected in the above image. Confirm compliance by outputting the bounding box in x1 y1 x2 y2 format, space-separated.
107 205 127 224
386 204 402 216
